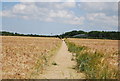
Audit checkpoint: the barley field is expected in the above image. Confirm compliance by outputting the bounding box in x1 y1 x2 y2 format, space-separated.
67 38 119 54
66 38 119 79
1 36 61 79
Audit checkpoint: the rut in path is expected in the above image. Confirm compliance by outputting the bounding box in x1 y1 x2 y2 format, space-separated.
40 41 85 79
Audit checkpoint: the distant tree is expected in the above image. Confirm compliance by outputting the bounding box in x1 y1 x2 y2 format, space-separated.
1 30 120 40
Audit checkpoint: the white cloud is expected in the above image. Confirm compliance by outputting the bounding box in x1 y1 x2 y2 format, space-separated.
53 2 76 9
44 18 54 22
49 10 74 18
76 2 118 28
78 2 118 15
86 13 118 27
64 16 85 25
2 2 84 25
13 3 39 14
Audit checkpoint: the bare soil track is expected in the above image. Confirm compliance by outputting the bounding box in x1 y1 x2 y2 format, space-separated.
40 41 85 79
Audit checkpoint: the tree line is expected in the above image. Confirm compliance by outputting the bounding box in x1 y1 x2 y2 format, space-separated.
0 30 120 40
60 30 120 40
0 31 57 37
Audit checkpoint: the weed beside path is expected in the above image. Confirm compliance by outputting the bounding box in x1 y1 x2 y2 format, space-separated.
65 39 119 79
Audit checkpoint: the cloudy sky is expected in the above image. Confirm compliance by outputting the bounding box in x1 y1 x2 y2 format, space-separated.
1 1 118 35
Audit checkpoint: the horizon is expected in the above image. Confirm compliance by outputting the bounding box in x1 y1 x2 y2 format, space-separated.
1 29 119 36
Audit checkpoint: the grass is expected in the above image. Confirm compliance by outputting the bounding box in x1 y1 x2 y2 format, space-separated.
65 39 118 79
65 40 86 53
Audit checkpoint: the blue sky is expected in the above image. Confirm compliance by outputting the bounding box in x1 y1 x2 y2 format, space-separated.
1 2 118 35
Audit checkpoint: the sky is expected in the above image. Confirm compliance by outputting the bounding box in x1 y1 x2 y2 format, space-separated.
1 1 118 35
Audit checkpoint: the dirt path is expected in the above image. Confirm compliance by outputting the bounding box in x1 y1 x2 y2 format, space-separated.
40 41 85 79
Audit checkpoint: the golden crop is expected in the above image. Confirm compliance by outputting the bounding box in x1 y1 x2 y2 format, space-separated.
67 38 118 54
1 36 61 79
